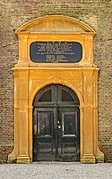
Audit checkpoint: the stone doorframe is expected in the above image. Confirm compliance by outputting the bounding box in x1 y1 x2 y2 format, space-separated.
8 15 104 163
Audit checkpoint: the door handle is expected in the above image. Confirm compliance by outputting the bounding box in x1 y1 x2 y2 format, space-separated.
58 125 61 129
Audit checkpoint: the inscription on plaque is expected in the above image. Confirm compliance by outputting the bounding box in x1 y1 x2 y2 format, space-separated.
30 42 82 63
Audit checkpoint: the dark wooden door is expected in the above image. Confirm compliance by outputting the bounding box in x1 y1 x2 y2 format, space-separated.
33 85 80 161
57 107 80 161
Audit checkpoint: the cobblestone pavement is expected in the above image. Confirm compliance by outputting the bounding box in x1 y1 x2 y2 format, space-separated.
0 162 112 179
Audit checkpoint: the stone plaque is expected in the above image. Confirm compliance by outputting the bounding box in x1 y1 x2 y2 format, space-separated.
30 42 82 63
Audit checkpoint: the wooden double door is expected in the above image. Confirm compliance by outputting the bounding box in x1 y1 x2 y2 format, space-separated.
33 85 80 161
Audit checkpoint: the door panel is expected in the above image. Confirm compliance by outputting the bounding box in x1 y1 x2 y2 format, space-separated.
33 108 55 161
57 108 80 161
62 111 76 135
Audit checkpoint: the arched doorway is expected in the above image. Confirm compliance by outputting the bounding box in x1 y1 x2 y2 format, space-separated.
8 15 104 164
33 84 80 161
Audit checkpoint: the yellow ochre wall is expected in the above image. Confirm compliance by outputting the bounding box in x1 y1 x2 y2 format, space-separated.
8 16 104 163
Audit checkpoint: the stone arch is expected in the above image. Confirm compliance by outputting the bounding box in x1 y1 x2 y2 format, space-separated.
30 79 84 108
